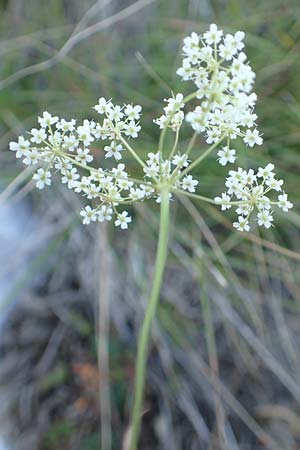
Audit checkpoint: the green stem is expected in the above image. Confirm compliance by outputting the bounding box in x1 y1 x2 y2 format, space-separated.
168 127 180 161
129 188 170 450
158 127 167 154
118 135 147 170
183 90 200 103
173 189 217 204
173 189 253 206
180 135 226 178
186 131 198 156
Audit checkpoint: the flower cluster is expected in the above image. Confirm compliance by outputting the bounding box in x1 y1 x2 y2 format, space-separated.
9 105 198 227
154 93 185 131
93 97 142 156
143 151 198 201
8 25 293 233
177 24 262 164
214 164 293 231
9 105 145 229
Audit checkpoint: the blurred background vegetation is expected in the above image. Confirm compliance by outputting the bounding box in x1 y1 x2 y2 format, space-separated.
0 1 300 449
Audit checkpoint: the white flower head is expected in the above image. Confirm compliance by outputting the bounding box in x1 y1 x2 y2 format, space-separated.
203 24 223 45
257 210 274 229
124 104 142 120
38 111 59 128
115 211 132 229
30 128 47 144
278 193 293 212
233 216 250 232
94 97 113 115
9 136 30 158
181 175 198 193
214 193 231 210
80 205 98 225
32 168 52 189
243 129 263 147
217 146 236 166
8 25 293 233
104 142 124 160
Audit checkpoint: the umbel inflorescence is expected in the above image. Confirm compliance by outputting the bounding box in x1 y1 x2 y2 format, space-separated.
9 24 292 231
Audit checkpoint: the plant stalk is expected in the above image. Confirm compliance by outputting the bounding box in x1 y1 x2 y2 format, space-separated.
129 188 170 450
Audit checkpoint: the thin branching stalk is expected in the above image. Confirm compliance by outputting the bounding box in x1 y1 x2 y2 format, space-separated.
129 187 170 450
180 135 226 177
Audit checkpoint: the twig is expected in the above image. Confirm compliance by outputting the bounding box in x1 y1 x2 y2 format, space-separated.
0 0 156 90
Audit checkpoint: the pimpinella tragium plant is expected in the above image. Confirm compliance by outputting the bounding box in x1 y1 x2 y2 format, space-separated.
9 24 293 450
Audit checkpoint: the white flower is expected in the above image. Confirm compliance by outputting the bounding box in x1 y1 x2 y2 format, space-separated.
216 164 290 231
233 216 250 232
56 119 76 132
30 128 47 144
217 146 236 166
147 152 160 165
143 164 159 179
115 211 132 229
219 40 236 61
32 168 51 189
165 93 184 112
63 134 78 151
23 149 40 165
257 163 275 179
153 115 169 129
38 111 59 128
232 31 245 50
265 177 283 191
186 107 207 133
236 204 252 216
97 205 113 222
129 187 146 201
243 129 263 147
123 121 141 138
73 176 91 193
77 123 94 146
256 196 271 210
80 205 98 225
61 168 80 189
177 26 261 144
245 169 257 184
171 111 184 130
278 193 293 212
214 193 231 210
85 182 100 199
55 159 72 173
104 142 123 160
9 136 30 158
107 105 124 122
94 97 112 115
257 210 273 228
172 154 189 168
176 59 193 80
117 178 133 190
203 24 223 45
124 104 142 120
181 175 198 193
154 93 185 131
76 148 93 165
111 163 127 178
206 129 222 144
